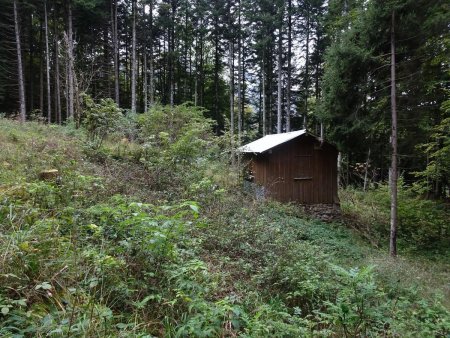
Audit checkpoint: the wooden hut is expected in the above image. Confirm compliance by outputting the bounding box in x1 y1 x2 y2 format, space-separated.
239 130 339 204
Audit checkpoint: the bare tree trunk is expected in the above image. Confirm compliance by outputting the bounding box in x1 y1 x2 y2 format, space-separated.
194 31 198 106
131 0 137 113
303 9 310 129
28 13 34 113
276 13 283 134
262 57 266 136
363 148 371 191
65 53 69 118
14 0 26 121
169 1 175 107
112 0 120 106
67 0 74 121
286 0 292 132
389 11 398 258
55 38 61 124
229 39 235 165
237 0 242 144
39 22 44 117
337 152 342 188
149 0 154 106
214 29 220 132
143 52 148 112
44 0 52 123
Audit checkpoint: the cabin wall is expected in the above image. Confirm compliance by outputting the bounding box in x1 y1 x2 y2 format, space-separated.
250 136 338 204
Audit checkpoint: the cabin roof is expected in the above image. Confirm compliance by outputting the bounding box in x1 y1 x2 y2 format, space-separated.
238 129 312 154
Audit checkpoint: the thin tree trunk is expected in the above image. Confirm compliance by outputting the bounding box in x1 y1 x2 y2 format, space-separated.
194 31 198 106
28 13 34 113
67 0 74 121
303 9 310 129
65 53 69 119
229 39 235 165
286 0 292 132
149 0 154 106
13 0 26 121
277 13 283 134
131 0 137 113
39 21 44 117
55 38 61 124
389 11 398 258
44 0 52 123
242 39 246 133
143 52 148 112
214 24 220 133
337 152 342 188
169 1 175 107
237 0 242 143
112 0 120 106
183 2 188 101
262 56 266 136
363 148 371 191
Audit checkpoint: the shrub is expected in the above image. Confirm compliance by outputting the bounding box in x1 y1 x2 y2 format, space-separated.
81 93 123 149
340 183 449 249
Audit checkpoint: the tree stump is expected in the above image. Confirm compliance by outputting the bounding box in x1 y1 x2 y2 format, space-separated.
39 169 59 181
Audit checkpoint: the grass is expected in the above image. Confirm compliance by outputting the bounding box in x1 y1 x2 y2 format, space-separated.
1 117 449 337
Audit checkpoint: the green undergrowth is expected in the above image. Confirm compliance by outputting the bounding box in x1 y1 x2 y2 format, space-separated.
1 115 449 337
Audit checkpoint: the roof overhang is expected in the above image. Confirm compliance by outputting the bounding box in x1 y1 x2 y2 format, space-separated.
238 129 315 154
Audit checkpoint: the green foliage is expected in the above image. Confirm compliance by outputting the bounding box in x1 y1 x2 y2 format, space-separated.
81 93 123 149
137 103 217 163
414 98 450 197
1 118 449 337
341 184 449 250
134 104 227 195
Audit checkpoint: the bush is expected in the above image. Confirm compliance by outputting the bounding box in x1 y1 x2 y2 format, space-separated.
340 183 449 250
134 104 228 196
81 93 123 149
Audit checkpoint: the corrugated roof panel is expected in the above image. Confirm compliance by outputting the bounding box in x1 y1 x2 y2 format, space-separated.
238 129 307 153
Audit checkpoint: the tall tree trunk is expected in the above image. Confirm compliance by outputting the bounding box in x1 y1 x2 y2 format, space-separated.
13 0 26 121
67 0 74 121
149 0 154 106
169 0 175 107
276 15 283 134
303 9 310 129
389 11 398 258
229 39 234 165
214 23 220 134
286 0 292 132
131 0 137 113
194 31 198 106
55 38 61 124
262 56 266 136
39 21 44 117
28 13 34 113
183 2 188 101
237 0 242 143
44 0 52 123
143 52 148 112
199 27 204 106
112 0 120 105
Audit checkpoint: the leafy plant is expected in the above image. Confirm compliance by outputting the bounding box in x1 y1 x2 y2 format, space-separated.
81 93 123 149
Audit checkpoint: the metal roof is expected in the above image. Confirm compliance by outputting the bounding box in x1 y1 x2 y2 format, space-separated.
238 129 308 154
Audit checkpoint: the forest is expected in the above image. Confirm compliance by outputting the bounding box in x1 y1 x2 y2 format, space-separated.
0 0 449 336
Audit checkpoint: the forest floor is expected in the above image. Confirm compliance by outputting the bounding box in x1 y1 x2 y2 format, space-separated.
0 119 449 337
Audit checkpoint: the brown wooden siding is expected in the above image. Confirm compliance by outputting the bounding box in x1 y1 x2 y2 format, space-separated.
249 135 338 204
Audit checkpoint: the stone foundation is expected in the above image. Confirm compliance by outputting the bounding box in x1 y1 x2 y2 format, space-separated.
299 203 341 222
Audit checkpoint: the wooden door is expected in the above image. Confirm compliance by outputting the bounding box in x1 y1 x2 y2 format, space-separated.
293 147 313 203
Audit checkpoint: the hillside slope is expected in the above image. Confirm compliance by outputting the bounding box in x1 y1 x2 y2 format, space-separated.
1 119 449 337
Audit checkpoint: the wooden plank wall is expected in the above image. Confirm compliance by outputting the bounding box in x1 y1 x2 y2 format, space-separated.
250 135 338 204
